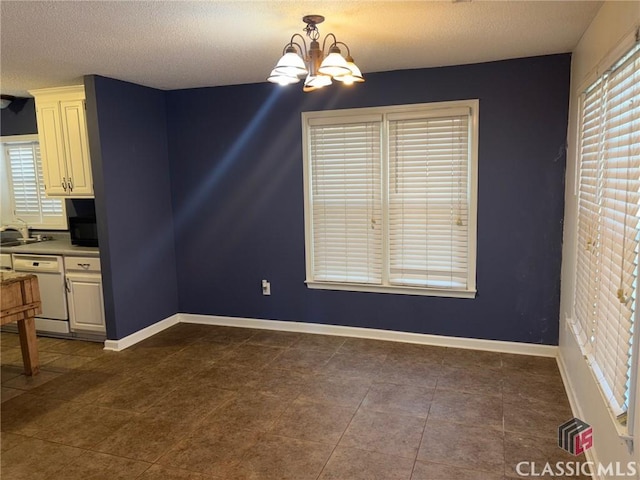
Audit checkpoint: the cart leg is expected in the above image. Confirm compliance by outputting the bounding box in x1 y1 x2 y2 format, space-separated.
17 317 39 376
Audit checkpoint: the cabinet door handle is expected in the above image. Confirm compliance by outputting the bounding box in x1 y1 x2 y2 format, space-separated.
62 178 67 191
68 177 73 192
65 277 71 293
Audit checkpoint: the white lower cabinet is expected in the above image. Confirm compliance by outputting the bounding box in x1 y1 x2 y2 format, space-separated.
64 256 105 333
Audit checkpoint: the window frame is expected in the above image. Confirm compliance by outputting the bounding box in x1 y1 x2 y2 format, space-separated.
302 100 479 298
571 34 639 433
0 134 68 230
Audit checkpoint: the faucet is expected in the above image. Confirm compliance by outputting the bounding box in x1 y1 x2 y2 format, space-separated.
1 218 29 240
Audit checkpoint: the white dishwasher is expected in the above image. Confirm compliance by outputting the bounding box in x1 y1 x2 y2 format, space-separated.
0 253 12 271
12 254 69 334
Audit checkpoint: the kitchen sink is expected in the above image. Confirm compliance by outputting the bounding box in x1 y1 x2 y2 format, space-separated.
0 237 46 247
0 240 21 247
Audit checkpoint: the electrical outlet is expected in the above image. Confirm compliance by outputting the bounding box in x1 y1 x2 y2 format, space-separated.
262 279 271 296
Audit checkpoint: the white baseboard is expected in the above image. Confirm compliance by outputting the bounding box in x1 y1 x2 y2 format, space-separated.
103 312 557 357
179 313 558 357
103 314 180 351
557 352 603 480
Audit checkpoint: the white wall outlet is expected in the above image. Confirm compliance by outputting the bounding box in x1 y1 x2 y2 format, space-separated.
262 279 271 296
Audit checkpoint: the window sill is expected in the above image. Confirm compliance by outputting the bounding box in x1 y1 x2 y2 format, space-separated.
305 281 477 299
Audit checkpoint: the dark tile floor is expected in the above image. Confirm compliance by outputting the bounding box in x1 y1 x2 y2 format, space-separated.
0 324 589 479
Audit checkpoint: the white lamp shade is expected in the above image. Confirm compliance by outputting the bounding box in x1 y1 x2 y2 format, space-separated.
267 69 300 85
334 58 364 84
274 51 308 77
303 74 332 90
318 51 351 77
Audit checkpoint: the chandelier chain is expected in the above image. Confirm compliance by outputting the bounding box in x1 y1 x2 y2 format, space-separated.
304 22 320 41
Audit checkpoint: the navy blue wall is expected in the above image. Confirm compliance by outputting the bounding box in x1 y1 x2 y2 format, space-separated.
1 98 37 136
85 75 179 339
166 54 571 345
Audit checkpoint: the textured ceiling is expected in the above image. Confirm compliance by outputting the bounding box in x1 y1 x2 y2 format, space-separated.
0 1 602 97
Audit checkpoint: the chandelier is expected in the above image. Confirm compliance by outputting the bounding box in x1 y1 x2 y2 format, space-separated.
267 15 364 92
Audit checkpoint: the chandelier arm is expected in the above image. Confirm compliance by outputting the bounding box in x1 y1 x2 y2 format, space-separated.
321 33 339 53
287 33 308 56
283 41 307 58
334 41 351 57
292 41 306 57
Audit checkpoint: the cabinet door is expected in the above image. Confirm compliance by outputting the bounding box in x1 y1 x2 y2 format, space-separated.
66 273 105 333
36 101 68 196
60 100 93 196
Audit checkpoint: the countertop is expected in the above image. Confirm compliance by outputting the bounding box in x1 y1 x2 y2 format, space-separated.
0 271 36 285
0 237 100 257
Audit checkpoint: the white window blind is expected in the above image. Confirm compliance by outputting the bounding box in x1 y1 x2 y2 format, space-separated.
389 113 470 289
4 141 66 229
308 119 382 284
303 101 478 298
574 80 603 347
573 42 640 417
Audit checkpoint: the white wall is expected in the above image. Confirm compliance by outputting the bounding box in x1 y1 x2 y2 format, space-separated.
559 2 640 479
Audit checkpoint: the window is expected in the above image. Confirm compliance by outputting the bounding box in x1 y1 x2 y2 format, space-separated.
1 135 67 229
302 100 478 298
573 40 639 423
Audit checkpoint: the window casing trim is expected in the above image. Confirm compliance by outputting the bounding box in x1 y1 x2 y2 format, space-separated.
0 134 68 230
569 29 639 442
305 280 477 298
302 100 479 299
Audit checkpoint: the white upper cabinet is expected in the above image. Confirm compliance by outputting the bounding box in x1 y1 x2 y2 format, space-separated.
29 86 94 197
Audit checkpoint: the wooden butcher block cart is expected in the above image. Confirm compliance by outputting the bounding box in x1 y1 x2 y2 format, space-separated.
1 272 42 376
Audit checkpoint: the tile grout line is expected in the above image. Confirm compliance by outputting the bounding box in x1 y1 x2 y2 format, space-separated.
409 357 444 479
501 359 508 479
1 329 572 479
312 355 381 480
189 339 346 478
